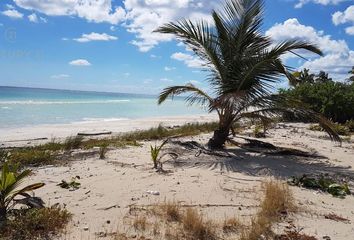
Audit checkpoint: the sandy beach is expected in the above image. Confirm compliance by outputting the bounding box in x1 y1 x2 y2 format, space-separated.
0 114 217 148
3 117 352 239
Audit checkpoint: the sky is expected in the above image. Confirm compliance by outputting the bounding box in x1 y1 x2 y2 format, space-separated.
0 0 353 94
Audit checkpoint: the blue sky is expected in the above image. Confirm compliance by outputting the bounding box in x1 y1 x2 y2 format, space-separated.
0 0 353 94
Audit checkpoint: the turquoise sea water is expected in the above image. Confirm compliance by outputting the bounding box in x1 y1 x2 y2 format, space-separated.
0 86 206 129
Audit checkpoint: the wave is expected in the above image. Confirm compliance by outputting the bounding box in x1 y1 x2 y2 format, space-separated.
0 99 131 105
1 106 11 109
75 117 129 123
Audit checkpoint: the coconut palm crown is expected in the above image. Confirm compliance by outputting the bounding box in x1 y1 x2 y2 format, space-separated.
155 0 340 149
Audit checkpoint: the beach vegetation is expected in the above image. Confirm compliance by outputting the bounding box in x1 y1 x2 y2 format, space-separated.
64 135 84 150
309 123 350 136
155 0 340 149
182 208 217 240
150 139 178 170
0 162 45 222
99 143 109 159
288 174 351 198
113 181 297 240
280 70 354 124
7 148 54 168
57 176 81 190
0 205 71 240
240 181 295 240
222 217 242 234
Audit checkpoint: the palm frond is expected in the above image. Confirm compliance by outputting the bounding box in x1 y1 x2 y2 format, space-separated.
158 84 214 108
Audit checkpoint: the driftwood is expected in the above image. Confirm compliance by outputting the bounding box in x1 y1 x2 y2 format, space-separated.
77 131 112 136
4 137 48 143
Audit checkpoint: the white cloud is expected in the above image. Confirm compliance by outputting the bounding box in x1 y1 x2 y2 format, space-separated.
28 13 38 22
51 74 70 79
123 0 216 52
266 18 353 80
295 0 350 8
2 9 23 19
73 32 118 42
332 5 354 35
266 18 349 55
69 59 91 66
124 72 131 77
164 66 176 71
302 51 354 80
13 0 126 24
346 26 354 35
110 26 116 31
171 52 204 68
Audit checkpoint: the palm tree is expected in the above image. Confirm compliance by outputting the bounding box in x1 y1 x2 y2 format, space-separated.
155 0 340 149
348 66 354 83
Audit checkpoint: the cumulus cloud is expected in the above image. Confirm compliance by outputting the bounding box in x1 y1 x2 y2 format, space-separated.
73 32 118 42
69 59 91 66
332 5 354 35
171 52 204 69
28 13 47 23
346 26 354 35
123 0 216 52
266 18 349 55
295 0 350 8
13 0 126 24
2 9 23 19
266 18 353 80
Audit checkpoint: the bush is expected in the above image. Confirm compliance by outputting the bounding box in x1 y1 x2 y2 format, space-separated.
1 206 71 240
8 149 54 167
345 120 354 132
280 81 354 123
64 135 83 150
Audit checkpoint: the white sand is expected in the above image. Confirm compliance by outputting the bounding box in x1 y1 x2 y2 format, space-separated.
2 118 354 239
0 114 217 147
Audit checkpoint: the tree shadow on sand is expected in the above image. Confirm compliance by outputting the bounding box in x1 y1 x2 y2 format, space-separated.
165 140 354 180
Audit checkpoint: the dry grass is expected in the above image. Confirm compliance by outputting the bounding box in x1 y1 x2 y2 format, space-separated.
241 180 296 240
182 208 217 240
112 181 296 240
1 206 71 240
133 215 148 231
222 216 242 234
155 201 182 222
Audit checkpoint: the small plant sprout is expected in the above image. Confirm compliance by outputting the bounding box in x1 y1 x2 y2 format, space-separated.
0 162 45 222
150 138 177 171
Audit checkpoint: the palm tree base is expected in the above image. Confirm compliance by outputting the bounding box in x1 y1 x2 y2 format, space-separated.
208 129 229 149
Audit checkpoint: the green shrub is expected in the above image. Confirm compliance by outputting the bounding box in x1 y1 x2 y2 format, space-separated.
333 123 350 136
8 149 54 167
345 120 354 132
280 81 354 123
309 124 322 131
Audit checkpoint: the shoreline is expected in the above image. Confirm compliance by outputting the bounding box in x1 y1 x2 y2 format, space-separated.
0 114 218 146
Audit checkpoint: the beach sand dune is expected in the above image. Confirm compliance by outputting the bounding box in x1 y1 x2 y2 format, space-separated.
5 118 354 239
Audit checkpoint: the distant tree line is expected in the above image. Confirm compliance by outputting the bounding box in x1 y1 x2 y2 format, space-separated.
279 67 354 123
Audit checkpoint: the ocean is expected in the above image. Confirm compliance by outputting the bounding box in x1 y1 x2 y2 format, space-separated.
0 86 206 129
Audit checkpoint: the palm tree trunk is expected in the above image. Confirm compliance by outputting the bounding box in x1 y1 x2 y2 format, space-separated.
208 128 230 149
208 115 232 149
